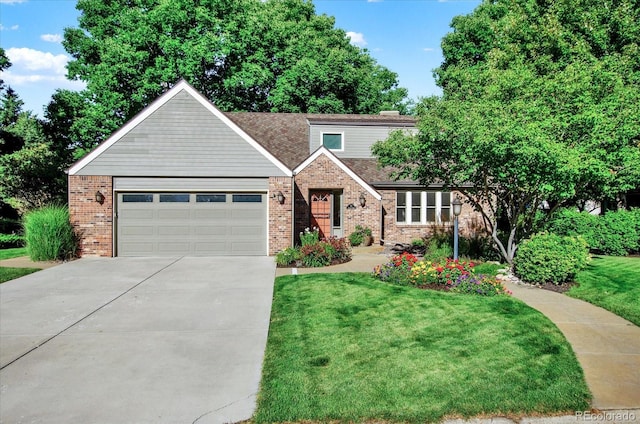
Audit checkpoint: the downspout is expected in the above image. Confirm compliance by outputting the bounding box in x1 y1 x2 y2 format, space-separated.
291 173 296 249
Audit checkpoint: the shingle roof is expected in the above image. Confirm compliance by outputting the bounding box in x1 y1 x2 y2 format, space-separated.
224 111 418 183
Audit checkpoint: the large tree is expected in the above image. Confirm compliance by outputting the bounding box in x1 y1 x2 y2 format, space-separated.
61 0 409 154
373 0 640 265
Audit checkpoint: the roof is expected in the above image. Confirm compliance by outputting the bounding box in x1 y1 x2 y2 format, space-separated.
226 112 417 175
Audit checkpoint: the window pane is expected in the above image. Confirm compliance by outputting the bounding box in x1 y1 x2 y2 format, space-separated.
122 194 153 203
442 192 451 206
322 133 342 150
396 192 406 206
441 209 451 222
333 192 342 227
159 194 189 202
196 194 226 203
427 192 436 206
412 192 421 206
232 194 262 203
411 207 421 223
426 209 436 222
397 208 406 223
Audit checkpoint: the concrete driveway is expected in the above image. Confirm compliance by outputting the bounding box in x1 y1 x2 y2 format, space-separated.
0 256 275 424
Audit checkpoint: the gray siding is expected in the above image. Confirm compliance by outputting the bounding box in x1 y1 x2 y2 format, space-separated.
114 177 268 191
76 90 287 177
309 124 417 159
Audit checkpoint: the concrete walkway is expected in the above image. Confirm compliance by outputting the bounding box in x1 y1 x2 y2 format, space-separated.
277 248 640 423
505 281 640 410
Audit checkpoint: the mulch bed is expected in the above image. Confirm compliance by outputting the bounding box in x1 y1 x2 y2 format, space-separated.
536 281 578 294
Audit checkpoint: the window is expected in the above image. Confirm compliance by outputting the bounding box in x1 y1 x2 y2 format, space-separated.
159 193 190 202
396 191 452 224
232 194 262 203
196 194 226 203
122 194 153 203
322 133 343 150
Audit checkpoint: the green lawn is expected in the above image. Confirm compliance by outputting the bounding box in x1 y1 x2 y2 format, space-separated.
0 267 40 284
0 247 28 260
569 256 640 326
254 273 590 423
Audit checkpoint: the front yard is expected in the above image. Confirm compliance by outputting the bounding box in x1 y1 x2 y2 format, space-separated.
569 255 640 326
0 247 40 283
254 273 591 423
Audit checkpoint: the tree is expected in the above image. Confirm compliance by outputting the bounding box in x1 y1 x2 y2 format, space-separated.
373 0 640 265
0 47 10 90
62 0 409 152
0 90 68 211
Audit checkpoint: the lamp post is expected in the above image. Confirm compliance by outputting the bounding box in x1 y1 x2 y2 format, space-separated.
452 197 463 260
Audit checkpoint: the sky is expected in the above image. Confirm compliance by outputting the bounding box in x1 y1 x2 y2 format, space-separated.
0 0 481 116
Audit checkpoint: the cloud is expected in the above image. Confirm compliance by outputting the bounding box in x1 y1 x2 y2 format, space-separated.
367 0 383 2
0 24 19 30
423 48 436 52
346 31 367 47
41 33 63 43
2 47 73 86
0 0 27 4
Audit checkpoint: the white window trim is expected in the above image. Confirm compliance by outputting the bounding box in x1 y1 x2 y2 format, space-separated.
320 131 344 152
397 191 451 225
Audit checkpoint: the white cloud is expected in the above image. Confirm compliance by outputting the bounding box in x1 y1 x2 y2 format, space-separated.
423 47 436 52
0 0 27 4
41 33 63 43
6 47 68 73
346 31 367 47
0 24 20 30
367 0 383 2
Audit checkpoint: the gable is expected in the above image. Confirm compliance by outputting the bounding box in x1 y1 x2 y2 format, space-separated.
68 81 291 177
294 147 381 200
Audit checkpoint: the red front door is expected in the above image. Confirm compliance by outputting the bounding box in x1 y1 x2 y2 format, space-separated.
310 191 332 239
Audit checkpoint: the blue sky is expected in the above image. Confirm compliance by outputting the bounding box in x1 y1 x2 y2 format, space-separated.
0 0 480 116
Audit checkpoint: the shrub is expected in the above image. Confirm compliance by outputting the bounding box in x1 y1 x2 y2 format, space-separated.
275 247 301 267
513 232 590 285
324 236 352 262
423 239 452 262
0 233 24 249
299 227 320 246
348 225 371 247
23 204 77 261
600 210 639 255
546 209 602 250
300 242 331 267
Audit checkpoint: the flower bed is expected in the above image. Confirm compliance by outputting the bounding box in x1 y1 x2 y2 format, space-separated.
373 254 510 296
275 227 352 268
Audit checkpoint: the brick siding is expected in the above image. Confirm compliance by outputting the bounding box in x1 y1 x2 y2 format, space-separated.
68 175 113 257
268 177 293 255
380 189 488 245
294 154 381 245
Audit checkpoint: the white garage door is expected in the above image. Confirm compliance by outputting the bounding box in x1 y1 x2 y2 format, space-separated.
116 192 267 256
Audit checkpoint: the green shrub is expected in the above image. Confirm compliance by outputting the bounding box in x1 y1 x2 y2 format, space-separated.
275 247 301 266
348 230 364 247
324 236 352 262
23 205 77 261
600 209 639 255
423 239 452 262
546 209 602 249
514 232 590 285
0 233 24 249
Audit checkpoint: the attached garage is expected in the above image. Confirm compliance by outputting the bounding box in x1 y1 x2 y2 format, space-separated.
116 192 267 256
67 81 293 257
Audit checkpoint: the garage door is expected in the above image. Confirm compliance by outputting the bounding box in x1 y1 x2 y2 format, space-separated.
116 192 266 256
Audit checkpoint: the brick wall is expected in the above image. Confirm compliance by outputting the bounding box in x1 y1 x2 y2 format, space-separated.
294 154 381 244
68 175 113 257
380 189 487 244
268 177 293 255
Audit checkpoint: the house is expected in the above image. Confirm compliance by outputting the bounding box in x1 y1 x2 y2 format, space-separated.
68 80 481 257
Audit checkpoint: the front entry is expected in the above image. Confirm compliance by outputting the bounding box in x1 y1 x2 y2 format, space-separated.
310 190 343 239
310 191 331 238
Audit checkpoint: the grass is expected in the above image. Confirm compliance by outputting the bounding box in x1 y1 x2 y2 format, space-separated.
0 247 28 260
254 273 591 423
0 267 40 284
569 256 640 326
